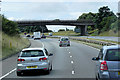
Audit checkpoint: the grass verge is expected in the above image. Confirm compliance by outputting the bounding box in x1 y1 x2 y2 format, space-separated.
71 39 102 50
1 32 30 60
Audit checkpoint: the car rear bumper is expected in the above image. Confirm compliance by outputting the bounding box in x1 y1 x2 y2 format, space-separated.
99 71 120 79
99 71 110 78
59 43 70 46
17 62 49 71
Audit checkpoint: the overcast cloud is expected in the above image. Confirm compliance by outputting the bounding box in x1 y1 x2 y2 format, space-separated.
2 0 119 2
1 2 118 20
1 0 119 31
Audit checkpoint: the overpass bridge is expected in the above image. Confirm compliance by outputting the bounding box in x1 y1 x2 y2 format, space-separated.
15 19 95 36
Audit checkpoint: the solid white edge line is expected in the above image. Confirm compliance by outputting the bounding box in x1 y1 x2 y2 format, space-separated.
0 68 16 79
72 71 75 74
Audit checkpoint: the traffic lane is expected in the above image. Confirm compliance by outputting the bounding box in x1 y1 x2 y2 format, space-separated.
40 38 99 78
5 38 73 78
40 39 73 78
67 41 99 78
4 38 99 78
1 39 43 79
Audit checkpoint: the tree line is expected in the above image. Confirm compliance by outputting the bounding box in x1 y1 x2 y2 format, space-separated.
2 15 19 36
1 15 49 36
77 6 119 35
19 25 48 33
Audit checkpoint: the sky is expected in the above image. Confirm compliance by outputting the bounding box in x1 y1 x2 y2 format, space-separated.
1 0 119 32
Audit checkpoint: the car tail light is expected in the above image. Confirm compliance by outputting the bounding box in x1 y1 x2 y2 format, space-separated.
39 57 47 61
17 69 21 71
17 59 25 61
60 41 62 43
68 41 70 43
43 68 47 70
100 61 108 71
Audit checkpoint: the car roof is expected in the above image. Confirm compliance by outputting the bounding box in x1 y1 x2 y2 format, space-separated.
22 48 44 51
103 45 120 50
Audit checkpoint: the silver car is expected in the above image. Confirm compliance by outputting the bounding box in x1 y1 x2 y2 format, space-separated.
59 37 70 47
16 48 53 76
92 45 120 80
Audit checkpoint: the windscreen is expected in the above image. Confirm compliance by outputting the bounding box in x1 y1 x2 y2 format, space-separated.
105 49 120 61
20 50 44 57
61 38 69 41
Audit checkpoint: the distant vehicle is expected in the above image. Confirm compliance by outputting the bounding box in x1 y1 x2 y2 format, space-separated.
92 45 120 80
31 35 34 38
24 33 27 35
26 34 30 37
59 37 70 47
16 48 53 76
33 32 41 40
41 34 46 38
49 33 52 36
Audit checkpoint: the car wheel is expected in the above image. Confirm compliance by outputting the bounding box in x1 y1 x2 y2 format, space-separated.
59 45 62 47
50 65 52 71
46 69 50 74
67 45 70 46
96 74 101 80
96 76 98 80
17 72 22 76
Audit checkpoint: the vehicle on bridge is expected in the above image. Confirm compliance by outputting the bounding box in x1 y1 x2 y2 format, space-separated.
59 37 70 47
16 48 53 76
92 45 120 79
33 32 41 40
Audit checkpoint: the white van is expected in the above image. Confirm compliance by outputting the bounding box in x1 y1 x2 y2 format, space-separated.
33 32 41 40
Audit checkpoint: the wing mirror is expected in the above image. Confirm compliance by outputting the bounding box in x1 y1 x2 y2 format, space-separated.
92 57 99 61
49 53 53 56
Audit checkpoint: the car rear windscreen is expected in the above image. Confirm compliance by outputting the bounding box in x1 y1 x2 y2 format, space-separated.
61 38 69 41
20 50 44 57
105 49 120 61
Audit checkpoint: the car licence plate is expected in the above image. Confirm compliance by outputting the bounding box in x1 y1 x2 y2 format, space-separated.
118 72 120 75
27 66 37 69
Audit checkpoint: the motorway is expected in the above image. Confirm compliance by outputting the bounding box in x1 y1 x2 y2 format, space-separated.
1 38 100 79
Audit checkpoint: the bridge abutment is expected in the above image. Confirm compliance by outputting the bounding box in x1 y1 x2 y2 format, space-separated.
76 25 87 36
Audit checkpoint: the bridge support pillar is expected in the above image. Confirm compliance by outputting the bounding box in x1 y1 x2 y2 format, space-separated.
80 25 87 36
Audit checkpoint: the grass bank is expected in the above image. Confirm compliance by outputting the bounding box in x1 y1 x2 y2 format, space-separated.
1 32 30 60
99 30 120 37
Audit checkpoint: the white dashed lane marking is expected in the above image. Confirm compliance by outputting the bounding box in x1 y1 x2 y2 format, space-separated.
71 61 74 64
70 56 72 58
72 71 75 74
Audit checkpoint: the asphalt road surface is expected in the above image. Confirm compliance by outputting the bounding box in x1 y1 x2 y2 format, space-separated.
1 38 100 79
